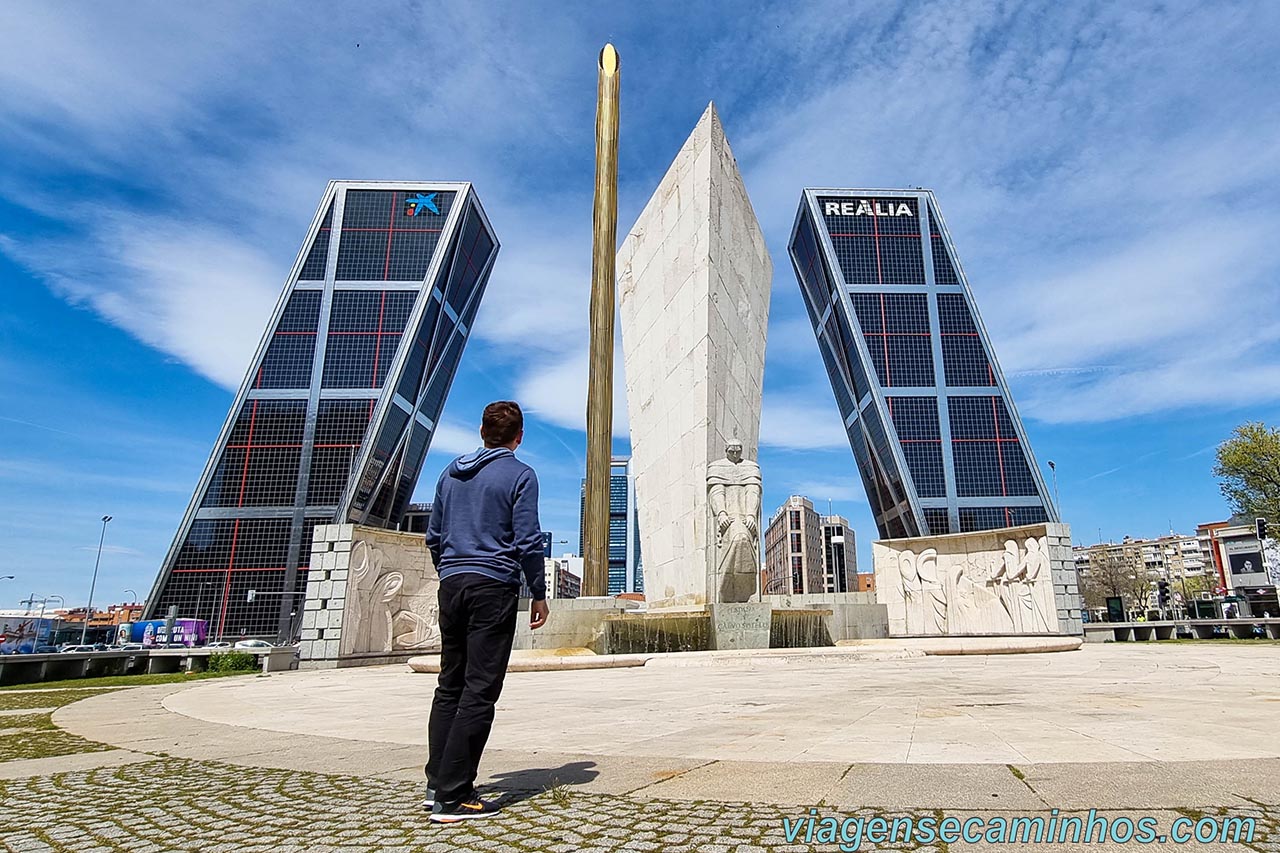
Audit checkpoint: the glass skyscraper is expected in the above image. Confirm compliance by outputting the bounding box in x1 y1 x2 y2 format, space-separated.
788 189 1057 539
579 456 642 595
145 182 498 640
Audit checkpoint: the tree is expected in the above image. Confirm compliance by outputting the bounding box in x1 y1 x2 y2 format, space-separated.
1080 564 1150 613
1214 422 1280 525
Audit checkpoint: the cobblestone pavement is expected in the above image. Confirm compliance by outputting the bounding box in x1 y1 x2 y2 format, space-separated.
2 757 935 853
3 756 1277 852
4 686 1279 852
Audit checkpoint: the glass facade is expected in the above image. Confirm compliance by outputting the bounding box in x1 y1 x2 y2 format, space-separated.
578 456 643 595
787 189 1056 538
146 182 499 639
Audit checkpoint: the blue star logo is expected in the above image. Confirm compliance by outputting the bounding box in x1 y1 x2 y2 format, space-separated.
404 192 439 216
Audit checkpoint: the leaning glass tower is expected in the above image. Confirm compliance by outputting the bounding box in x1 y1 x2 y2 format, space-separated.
788 189 1056 539
145 181 498 640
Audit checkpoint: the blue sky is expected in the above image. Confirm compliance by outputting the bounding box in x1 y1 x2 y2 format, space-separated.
3 2 1279 608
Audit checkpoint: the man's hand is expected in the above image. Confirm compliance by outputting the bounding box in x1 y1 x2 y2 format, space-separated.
530 599 549 630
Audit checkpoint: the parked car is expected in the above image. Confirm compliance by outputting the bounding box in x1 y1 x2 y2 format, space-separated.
117 643 145 651
59 644 98 653
206 641 233 649
233 639 274 651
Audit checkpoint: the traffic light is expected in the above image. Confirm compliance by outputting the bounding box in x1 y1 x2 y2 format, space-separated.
1258 517 1270 542
1157 580 1170 607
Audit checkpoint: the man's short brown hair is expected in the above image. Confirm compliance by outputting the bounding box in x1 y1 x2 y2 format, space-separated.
481 401 524 447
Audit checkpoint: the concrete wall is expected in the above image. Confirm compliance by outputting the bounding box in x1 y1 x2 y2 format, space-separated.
511 597 642 653
1045 524 1084 635
872 523 1082 636
299 524 441 668
761 592 889 641
617 103 772 610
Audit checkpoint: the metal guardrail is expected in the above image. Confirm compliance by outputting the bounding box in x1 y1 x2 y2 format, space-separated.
1083 618 1280 642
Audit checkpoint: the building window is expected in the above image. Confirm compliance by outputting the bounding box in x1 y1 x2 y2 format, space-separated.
851 293 934 387
949 396 1037 499
335 190 454 281
887 396 946 498
938 294 995 387
820 196 924 285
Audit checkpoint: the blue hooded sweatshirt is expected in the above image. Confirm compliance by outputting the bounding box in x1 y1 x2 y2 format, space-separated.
425 447 546 600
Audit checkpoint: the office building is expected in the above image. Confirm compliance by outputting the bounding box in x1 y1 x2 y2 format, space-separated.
787 190 1057 538
1199 519 1278 616
145 182 498 640
819 514 858 593
578 456 642 595
763 496 824 594
547 556 583 600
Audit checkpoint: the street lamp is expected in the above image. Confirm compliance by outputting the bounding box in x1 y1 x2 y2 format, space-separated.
0 575 14 581
124 588 138 604
81 515 112 646
1046 460 1061 516
194 581 213 628
40 595 63 649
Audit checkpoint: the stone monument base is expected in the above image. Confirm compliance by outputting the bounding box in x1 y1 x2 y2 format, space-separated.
511 597 642 653
708 603 772 650
526 594 889 654
759 592 889 642
298 524 442 669
872 522 1083 637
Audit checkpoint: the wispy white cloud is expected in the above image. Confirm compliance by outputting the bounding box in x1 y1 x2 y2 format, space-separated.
780 479 867 505
759 391 848 451
736 1 1280 426
2 216 280 389
429 419 482 456
3 0 1279 437
0 457 192 496
516 344 630 437
74 544 143 557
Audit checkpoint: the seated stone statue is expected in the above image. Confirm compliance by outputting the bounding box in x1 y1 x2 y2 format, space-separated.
707 439 762 603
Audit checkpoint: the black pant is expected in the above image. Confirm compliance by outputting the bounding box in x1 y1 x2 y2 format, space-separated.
426 573 519 805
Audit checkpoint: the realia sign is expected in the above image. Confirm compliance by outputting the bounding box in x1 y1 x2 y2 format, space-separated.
824 199 914 217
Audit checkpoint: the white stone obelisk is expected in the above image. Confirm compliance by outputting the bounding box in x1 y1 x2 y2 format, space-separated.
617 103 772 610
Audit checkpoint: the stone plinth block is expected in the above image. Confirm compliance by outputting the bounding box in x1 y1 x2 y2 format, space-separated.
511 596 642 654
708 602 772 650
618 103 773 610
873 523 1080 637
298 524 442 667
761 592 889 641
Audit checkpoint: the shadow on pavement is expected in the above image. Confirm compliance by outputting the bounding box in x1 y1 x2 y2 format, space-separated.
485 761 600 806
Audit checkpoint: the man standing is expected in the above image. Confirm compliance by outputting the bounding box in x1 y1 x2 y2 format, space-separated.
424 401 549 823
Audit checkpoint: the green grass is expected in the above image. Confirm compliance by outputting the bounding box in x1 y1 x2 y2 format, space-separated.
0 713 57 731
0 726 114 762
0 669 255 692
0 670 256 764
0 697 115 762
0 690 121 712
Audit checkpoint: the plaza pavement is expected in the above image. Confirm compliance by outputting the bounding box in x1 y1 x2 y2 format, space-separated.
2 642 1278 851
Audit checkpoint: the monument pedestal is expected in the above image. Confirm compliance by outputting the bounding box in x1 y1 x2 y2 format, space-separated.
512 597 641 653
298 524 442 669
618 103 772 610
708 603 772 650
872 522 1083 637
